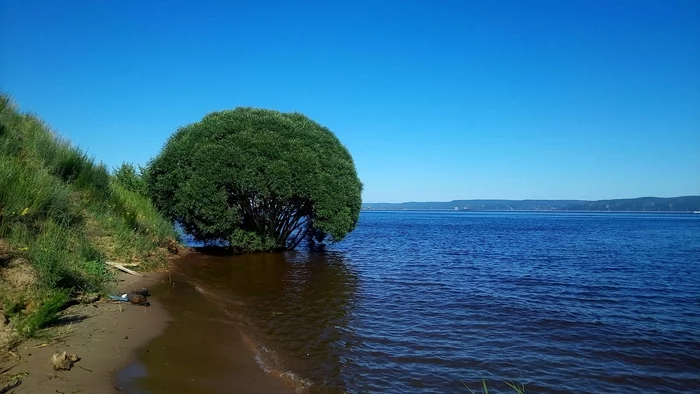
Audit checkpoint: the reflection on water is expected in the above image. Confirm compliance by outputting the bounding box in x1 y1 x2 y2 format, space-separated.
121 250 358 393
186 250 359 393
247 251 357 392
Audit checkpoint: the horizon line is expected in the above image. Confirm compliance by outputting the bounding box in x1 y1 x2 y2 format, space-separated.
362 195 700 204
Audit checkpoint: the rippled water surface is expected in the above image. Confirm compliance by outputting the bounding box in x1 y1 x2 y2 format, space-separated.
132 212 700 393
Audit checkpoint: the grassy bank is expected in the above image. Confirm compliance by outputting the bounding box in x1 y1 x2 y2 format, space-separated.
0 94 177 344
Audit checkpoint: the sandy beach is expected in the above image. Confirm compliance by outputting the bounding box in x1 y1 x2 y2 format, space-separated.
1 252 294 394
1 271 169 394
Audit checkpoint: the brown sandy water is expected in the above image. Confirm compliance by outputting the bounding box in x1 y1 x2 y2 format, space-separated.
116 251 355 394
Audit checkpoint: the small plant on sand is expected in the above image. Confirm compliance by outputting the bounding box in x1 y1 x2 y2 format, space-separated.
20 290 71 338
464 379 526 394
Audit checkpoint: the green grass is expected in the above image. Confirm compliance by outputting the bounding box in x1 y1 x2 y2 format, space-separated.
20 289 71 338
464 379 527 393
0 93 178 341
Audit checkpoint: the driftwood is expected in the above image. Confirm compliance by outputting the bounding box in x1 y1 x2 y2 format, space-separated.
0 379 21 394
0 363 21 394
105 261 142 276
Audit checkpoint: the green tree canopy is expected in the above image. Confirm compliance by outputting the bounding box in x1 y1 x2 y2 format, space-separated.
113 162 147 196
147 107 363 251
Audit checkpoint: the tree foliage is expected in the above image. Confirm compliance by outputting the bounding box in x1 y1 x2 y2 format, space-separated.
113 162 147 195
147 107 363 251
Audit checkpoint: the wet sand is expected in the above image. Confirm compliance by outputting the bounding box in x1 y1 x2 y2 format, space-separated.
1 254 293 394
115 257 293 394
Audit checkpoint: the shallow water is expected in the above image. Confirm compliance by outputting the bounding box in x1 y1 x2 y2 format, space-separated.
122 211 700 393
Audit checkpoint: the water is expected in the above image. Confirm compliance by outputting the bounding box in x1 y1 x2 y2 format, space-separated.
125 212 700 393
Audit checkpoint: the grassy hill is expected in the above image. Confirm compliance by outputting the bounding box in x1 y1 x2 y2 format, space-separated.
0 94 177 344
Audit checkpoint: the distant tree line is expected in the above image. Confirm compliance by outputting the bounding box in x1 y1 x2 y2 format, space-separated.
362 196 700 212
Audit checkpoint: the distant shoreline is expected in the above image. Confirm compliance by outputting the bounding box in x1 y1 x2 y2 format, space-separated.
361 209 700 213
361 196 700 213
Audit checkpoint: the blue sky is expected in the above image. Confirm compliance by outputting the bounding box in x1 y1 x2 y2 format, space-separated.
1 0 698 203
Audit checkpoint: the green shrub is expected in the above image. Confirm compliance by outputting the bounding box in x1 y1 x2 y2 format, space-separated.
229 229 278 252
148 107 362 251
21 289 71 337
113 162 147 195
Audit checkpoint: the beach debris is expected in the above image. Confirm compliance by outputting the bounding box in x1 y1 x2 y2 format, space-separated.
105 261 142 276
167 239 179 254
0 363 17 376
56 323 73 339
127 291 149 306
77 292 100 304
134 288 150 297
107 288 150 306
108 294 128 302
0 379 21 393
51 351 80 371
0 366 22 393
3 371 26 380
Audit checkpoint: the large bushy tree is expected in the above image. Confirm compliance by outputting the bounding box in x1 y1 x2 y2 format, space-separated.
147 107 363 251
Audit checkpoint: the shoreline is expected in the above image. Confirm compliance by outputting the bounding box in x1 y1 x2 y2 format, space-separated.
2 270 171 393
2 250 297 394
360 208 699 213
115 255 294 394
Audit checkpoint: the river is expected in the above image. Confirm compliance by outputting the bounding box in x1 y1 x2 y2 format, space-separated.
118 211 700 393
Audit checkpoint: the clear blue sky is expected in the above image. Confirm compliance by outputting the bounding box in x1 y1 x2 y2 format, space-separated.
1 0 698 203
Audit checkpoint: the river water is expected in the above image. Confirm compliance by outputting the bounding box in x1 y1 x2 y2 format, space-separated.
120 211 700 393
